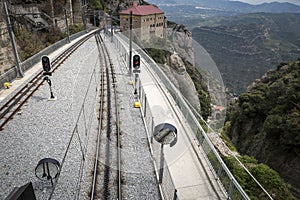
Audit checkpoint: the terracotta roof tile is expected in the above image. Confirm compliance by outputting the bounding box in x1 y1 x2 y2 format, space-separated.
120 5 164 15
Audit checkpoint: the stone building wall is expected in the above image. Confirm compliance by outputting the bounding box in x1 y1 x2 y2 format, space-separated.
120 12 164 41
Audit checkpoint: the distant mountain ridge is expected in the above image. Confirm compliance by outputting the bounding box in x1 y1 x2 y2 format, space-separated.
147 0 300 32
148 0 300 13
192 13 300 93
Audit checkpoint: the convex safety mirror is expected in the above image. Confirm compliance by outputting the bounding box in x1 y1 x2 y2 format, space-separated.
154 123 177 147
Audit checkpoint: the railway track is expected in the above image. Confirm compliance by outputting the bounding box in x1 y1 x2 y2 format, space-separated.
0 32 95 131
90 31 121 200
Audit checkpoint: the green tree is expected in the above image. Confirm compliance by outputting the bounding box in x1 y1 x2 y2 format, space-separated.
249 164 293 200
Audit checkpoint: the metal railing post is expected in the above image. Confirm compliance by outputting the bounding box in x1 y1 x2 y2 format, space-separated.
228 180 234 200
143 95 147 117
173 189 178 200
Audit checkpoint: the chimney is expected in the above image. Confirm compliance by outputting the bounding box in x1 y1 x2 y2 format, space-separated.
133 1 138 7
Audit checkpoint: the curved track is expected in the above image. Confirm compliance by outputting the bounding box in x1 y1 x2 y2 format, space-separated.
90 31 121 200
0 33 94 130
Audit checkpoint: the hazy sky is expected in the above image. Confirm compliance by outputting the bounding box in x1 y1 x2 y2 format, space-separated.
236 0 300 6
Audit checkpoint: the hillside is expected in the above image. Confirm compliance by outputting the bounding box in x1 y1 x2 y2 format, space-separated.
149 0 300 13
0 0 109 74
192 13 300 94
225 58 300 198
142 25 212 120
147 0 300 25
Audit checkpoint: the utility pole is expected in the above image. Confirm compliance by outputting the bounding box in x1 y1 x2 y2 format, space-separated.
129 11 132 76
64 8 70 43
3 2 24 78
82 0 87 31
68 0 73 25
110 10 113 42
94 10 96 26
50 0 55 25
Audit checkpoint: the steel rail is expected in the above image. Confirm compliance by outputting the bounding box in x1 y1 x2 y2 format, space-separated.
115 32 229 199
0 32 94 131
102 34 122 200
90 31 106 200
90 31 121 200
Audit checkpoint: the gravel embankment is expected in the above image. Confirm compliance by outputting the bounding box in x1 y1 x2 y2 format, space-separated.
0 36 100 199
0 32 160 200
102 34 161 199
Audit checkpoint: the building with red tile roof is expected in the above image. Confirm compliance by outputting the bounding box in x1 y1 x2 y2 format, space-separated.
120 4 164 15
119 2 165 41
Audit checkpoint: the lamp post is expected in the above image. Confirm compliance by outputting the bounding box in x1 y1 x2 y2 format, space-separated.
64 8 70 43
41 56 56 100
129 11 133 76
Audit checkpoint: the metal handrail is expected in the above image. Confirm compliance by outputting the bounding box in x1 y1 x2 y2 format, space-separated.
114 31 250 200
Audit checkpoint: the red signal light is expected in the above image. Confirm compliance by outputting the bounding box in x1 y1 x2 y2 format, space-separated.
133 55 140 69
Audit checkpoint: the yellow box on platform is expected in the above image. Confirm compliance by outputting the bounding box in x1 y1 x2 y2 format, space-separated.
4 82 10 89
129 81 134 85
134 102 140 108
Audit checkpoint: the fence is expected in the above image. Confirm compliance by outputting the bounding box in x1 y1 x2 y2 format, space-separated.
111 32 178 199
112 31 250 200
138 78 178 200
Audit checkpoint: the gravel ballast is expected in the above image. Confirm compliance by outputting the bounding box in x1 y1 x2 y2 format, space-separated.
0 32 160 200
102 34 161 199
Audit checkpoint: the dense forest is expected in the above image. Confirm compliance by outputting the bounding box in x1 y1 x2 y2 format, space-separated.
224 59 300 198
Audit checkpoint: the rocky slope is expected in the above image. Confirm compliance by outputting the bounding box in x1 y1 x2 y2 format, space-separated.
161 52 200 109
143 24 216 120
225 59 300 198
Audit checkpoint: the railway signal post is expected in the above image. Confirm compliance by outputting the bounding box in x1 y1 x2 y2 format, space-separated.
133 54 140 96
41 56 56 100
